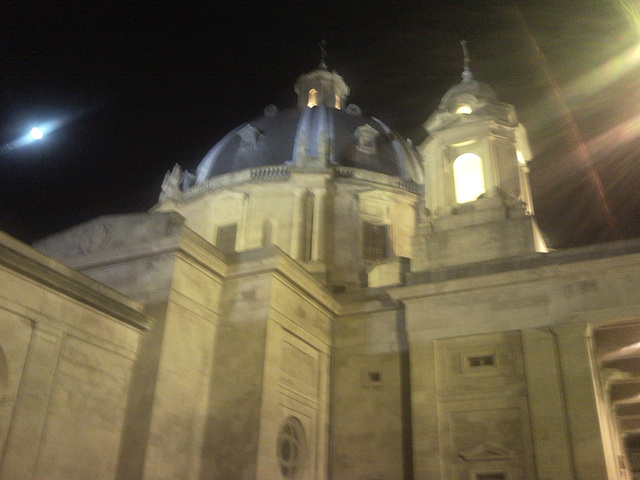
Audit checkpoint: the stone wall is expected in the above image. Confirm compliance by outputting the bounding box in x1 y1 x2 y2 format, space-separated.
0 232 150 480
331 292 409 479
391 243 640 480
201 247 336 480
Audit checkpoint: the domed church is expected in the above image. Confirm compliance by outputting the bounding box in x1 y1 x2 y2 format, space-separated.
2 55 640 480
156 61 423 291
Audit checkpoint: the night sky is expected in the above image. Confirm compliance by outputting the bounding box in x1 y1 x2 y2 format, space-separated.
2 1 640 248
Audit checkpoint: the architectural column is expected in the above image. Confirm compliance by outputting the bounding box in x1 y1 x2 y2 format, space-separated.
0 324 62 480
316 350 330 480
406 336 441 480
521 328 574 479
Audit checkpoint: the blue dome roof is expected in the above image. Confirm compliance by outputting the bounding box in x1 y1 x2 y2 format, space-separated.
194 104 423 184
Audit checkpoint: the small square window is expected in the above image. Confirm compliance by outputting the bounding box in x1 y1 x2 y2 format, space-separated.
361 134 375 149
361 368 383 387
468 355 495 367
355 125 379 152
461 351 498 374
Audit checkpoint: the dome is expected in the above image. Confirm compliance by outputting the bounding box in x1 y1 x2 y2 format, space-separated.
439 43 497 113
424 67 516 134
193 67 423 186
439 77 497 112
194 105 422 184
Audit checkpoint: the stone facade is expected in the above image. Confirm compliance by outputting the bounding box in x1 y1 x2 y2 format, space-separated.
0 231 150 480
1 63 640 480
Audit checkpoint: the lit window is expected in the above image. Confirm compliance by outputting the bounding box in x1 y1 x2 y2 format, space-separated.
453 153 485 203
335 94 341 109
307 89 318 108
455 103 472 114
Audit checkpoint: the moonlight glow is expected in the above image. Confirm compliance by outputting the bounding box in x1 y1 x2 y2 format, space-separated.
30 127 44 140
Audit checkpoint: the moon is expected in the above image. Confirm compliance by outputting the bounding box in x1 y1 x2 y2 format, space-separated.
29 127 44 140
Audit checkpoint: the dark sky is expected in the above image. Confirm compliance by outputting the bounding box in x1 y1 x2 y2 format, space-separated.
2 1 640 248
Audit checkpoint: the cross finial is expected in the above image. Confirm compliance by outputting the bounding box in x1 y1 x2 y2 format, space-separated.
319 39 328 69
461 40 473 81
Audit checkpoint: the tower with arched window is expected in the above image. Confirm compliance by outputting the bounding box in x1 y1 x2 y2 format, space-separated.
414 51 546 269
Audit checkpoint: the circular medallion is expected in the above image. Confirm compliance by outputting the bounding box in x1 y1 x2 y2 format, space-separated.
80 223 110 254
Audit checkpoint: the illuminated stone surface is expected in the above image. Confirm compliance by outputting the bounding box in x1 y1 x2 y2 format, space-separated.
1 64 640 480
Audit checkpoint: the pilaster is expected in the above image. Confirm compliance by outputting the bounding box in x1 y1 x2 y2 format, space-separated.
0 325 63 480
521 328 575 479
312 189 325 262
551 322 608 480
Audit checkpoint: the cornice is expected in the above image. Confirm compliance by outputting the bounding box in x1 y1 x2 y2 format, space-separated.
0 232 151 331
228 245 340 315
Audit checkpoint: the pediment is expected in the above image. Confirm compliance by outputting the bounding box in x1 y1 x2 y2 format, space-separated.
459 443 516 462
358 189 397 204
357 189 397 218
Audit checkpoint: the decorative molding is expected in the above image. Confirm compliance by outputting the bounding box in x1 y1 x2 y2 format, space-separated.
0 232 151 331
459 443 516 462
333 167 354 178
264 104 278 117
345 104 362 115
237 124 263 149
160 164 185 203
80 222 111 254
251 166 291 182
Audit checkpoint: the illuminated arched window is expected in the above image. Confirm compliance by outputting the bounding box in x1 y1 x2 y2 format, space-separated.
307 89 318 108
453 153 485 203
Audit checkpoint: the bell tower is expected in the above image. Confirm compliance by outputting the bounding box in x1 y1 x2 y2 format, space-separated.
413 42 546 270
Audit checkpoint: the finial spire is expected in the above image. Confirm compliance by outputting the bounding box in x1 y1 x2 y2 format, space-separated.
461 40 473 82
319 39 328 70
